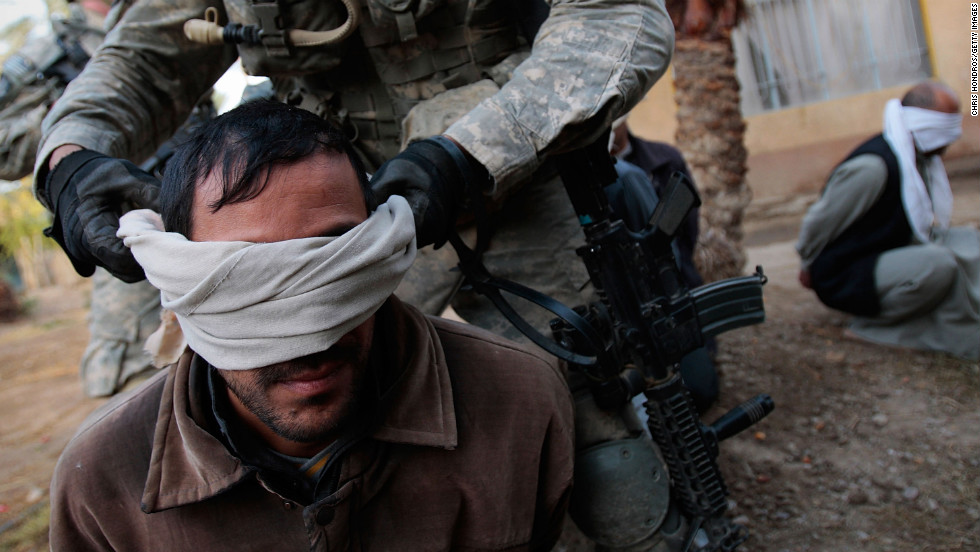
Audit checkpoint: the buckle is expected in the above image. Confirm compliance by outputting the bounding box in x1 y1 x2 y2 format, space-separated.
252 1 292 57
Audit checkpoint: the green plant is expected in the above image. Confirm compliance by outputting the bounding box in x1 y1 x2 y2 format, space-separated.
0 180 56 290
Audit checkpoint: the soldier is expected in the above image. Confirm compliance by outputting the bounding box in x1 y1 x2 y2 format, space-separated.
35 0 674 334
0 1 107 182
0 0 166 397
34 0 676 546
1 0 222 396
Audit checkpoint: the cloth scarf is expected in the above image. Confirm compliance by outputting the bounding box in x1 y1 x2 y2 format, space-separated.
882 99 961 243
117 196 417 370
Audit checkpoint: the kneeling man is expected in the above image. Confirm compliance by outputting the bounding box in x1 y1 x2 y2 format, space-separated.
49 100 573 551
796 81 979 360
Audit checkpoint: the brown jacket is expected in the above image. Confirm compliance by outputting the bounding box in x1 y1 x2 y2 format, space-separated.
50 299 574 551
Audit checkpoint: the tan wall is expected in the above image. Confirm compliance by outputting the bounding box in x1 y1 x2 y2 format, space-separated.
627 0 980 202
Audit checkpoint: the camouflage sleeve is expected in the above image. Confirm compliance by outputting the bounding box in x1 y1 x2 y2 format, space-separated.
34 0 237 203
443 0 674 195
0 82 61 181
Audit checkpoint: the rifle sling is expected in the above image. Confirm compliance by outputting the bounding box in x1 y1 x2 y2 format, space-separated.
446 230 601 366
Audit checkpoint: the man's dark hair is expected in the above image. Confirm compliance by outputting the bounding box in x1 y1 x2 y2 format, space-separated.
901 80 956 110
901 83 936 109
160 99 374 236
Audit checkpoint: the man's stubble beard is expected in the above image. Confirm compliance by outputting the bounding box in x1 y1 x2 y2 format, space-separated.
224 347 371 445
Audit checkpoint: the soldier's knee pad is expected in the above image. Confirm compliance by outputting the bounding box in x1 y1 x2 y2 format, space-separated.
569 435 671 549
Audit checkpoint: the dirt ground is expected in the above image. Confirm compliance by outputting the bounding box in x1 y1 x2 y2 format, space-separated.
0 166 977 551
713 249 979 551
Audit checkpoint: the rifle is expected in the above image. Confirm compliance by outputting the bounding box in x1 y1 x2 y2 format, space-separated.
555 137 772 551
450 136 773 551
139 100 218 177
0 9 99 110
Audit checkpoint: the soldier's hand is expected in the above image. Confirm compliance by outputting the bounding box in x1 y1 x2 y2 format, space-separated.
798 268 812 289
42 149 160 283
370 136 489 248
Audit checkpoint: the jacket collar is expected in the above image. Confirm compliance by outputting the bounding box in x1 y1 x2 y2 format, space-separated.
141 298 457 512
370 297 457 449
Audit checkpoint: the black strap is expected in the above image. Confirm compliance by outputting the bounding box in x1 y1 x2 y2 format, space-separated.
436 135 602 365
446 231 601 366
251 0 292 57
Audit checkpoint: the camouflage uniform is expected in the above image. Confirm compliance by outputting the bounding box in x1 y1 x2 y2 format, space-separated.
79 268 161 396
0 3 166 397
36 0 674 342
78 96 216 396
0 4 103 181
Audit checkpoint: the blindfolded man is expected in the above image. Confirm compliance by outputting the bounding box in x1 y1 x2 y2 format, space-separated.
49 100 574 551
796 80 979 360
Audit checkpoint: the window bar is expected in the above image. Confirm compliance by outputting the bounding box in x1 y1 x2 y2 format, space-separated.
757 2 781 110
803 0 829 101
859 0 882 89
899 0 926 72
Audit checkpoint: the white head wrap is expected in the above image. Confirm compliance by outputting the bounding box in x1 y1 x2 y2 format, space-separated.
882 99 961 243
117 196 417 370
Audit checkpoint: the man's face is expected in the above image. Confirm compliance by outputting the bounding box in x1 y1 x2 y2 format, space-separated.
190 151 374 456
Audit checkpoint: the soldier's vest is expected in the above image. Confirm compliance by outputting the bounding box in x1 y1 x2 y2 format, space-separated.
809 134 912 317
218 0 527 169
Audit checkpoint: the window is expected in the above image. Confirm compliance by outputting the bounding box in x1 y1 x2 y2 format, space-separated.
733 0 933 115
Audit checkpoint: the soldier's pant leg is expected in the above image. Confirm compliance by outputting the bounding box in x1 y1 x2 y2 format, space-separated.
79 269 161 397
393 239 464 315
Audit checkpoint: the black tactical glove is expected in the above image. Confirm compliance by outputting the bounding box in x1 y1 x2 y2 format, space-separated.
42 150 161 283
370 136 490 248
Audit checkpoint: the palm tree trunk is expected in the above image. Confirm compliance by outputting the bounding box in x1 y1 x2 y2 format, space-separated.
672 38 750 282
